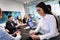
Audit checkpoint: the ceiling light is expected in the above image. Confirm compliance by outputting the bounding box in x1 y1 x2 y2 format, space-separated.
24 1 30 4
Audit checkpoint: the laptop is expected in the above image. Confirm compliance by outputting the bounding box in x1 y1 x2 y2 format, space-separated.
27 18 35 28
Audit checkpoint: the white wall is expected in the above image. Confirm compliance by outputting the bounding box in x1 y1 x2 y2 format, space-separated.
0 0 25 17
45 0 60 16
0 0 25 26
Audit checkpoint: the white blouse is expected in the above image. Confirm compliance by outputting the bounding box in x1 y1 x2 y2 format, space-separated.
34 14 59 40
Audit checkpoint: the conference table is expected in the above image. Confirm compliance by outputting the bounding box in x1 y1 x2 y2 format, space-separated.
19 24 31 40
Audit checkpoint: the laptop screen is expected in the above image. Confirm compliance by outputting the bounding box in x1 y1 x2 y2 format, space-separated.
27 18 35 28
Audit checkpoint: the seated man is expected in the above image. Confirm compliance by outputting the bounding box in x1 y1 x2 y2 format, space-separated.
0 26 21 40
5 15 17 34
24 14 35 29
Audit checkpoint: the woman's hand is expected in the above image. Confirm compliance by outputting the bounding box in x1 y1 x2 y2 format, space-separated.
30 35 39 40
29 30 36 35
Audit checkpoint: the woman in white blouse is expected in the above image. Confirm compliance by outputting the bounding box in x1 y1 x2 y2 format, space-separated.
29 2 59 40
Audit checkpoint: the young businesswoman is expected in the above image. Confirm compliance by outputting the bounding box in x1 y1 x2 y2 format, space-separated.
29 2 59 40
17 16 22 25
16 16 22 28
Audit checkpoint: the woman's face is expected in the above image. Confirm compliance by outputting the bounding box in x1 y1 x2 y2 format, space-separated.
36 7 45 16
24 15 28 19
18 16 21 19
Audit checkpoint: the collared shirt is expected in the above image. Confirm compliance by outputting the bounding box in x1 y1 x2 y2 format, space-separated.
34 14 59 40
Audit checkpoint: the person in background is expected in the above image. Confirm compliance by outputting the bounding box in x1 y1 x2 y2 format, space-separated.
24 14 34 29
0 8 2 19
16 16 22 28
5 15 17 34
27 14 35 29
29 2 59 40
0 26 21 40
23 15 28 24
28 14 33 21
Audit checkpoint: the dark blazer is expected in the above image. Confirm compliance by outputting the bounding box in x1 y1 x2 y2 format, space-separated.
5 21 17 34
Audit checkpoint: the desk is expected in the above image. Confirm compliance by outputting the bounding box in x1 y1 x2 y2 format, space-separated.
19 25 30 40
17 23 36 40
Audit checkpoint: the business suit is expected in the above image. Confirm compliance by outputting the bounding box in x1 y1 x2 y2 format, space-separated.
0 27 21 40
6 21 17 34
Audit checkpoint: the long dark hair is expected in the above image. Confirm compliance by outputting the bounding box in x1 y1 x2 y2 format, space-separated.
17 16 22 23
36 2 53 15
46 5 51 11
36 2 58 28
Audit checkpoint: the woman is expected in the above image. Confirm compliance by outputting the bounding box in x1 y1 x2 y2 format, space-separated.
16 16 22 28
29 2 59 40
23 15 28 24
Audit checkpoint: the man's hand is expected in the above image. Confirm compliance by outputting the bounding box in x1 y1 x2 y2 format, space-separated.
5 29 9 33
16 31 21 35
